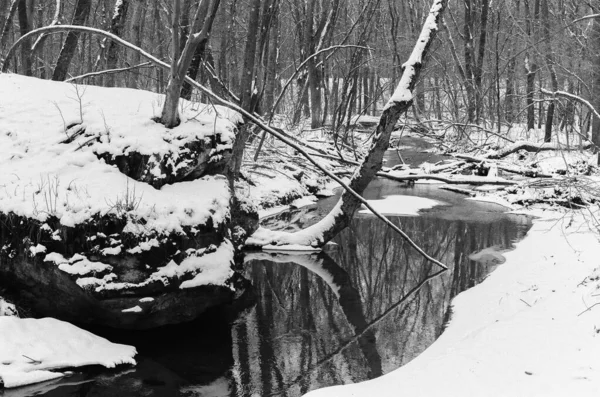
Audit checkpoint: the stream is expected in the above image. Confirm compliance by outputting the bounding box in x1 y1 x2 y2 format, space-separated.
11 139 533 397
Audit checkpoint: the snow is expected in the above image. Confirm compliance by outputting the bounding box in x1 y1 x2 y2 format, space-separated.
0 74 235 236
0 298 18 317
358 195 443 216
28 244 47 256
0 317 136 388
44 252 112 276
304 209 600 397
290 195 317 209
139 297 154 303
175 239 235 289
121 305 142 313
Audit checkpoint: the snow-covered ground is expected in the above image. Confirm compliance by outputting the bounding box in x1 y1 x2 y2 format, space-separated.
0 74 236 235
0 317 136 388
305 208 600 397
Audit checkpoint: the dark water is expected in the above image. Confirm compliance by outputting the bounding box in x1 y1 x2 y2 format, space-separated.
13 140 532 397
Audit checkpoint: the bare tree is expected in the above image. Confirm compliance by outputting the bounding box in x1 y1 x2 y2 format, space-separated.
160 0 221 128
52 0 91 81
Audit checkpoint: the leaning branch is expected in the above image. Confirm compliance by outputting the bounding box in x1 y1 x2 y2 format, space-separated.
540 88 600 122
65 62 151 82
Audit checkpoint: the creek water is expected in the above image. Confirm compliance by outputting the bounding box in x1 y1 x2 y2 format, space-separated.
17 139 532 397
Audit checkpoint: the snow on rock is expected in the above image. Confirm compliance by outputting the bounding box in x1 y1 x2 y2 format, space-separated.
0 317 136 388
0 74 234 235
0 74 244 329
28 244 47 256
0 298 18 317
304 210 600 397
358 195 443 216
43 252 112 276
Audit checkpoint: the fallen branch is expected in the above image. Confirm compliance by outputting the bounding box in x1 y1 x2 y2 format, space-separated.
440 186 475 196
487 140 591 159
65 62 152 82
422 119 516 143
378 171 517 186
454 154 554 178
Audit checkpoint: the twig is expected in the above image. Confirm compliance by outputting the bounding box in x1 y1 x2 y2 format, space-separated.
578 302 600 317
520 298 532 307
22 355 41 364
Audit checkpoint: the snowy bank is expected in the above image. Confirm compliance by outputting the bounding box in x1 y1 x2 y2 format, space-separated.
0 74 247 328
0 317 136 388
305 209 600 396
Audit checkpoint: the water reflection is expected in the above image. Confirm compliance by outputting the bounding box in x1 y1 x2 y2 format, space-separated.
240 207 530 395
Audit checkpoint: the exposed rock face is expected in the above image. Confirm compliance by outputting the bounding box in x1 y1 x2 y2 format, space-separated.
0 211 245 329
95 129 233 189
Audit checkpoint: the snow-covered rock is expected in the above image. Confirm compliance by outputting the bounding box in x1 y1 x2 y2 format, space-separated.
0 74 250 329
0 298 18 317
0 317 136 388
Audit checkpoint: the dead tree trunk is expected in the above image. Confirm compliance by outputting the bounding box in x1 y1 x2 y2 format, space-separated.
52 0 91 81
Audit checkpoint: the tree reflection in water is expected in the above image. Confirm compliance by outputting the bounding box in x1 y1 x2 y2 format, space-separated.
239 208 531 396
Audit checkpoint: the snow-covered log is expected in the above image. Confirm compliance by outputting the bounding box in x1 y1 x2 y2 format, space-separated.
454 154 554 178
487 140 591 160
377 172 517 186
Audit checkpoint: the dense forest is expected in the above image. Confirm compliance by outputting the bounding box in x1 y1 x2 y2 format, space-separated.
1 0 599 149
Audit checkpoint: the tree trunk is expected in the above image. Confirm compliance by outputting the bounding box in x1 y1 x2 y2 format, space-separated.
17 0 32 76
541 0 558 142
474 0 490 121
0 0 18 52
105 0 130 86
159 0 221 127
52 0 91 81
463 0 477 122
592 14 600 162
239 0 261 111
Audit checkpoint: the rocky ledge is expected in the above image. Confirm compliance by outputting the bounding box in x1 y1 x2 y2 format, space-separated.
0 74 257 329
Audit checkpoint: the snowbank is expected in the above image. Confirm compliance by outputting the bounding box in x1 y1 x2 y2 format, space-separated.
0 74 235 235
0 317 136 388
305 209 600 396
